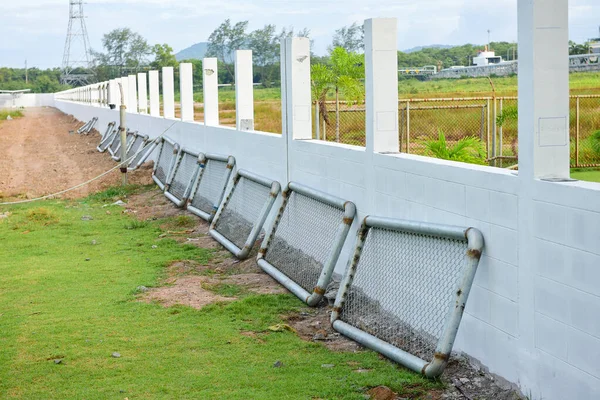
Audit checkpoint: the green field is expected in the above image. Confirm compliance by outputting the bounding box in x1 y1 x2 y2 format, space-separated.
571 168 600 183
0 186 435 399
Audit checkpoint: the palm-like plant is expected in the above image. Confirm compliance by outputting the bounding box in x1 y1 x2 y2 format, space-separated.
425 131 487 165
311 47 365 141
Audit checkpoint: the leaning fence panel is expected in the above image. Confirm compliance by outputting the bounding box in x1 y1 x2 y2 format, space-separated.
77 117 97 135
125 133 149 163
164 148 202 207
331 217 483 378
97 125 118 152
209 170 280 259
187 154 235 222
100 122 116 142
152 137 179 191
257 183 356 306
127 138 159 171
111 131 135 162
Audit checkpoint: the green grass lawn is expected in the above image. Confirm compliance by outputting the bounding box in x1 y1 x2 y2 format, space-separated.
0 186 434 399
571 168 600 183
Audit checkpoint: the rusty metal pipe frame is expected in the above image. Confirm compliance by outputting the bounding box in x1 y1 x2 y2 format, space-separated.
331 216 484 379
257 182 356 307
187 154 236 222
100 122 116 141
164 148 202 208
127 137 159 172
97 126 119 153
209 170 281 260
111 131 136 162
152 138 180 191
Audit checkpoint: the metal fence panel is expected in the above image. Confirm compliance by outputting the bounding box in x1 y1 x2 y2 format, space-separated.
152 137 179 191
125 133 149 162
100 122 116 141
257 182 356 306
331 217 483 378
187 154 235 222
127 138 159 171
209 170 280 259
97 125 118 153
164 148 202 207
77 117 98 134
111 131 136 162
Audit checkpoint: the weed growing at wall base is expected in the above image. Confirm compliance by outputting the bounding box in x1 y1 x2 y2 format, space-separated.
0 187 436 399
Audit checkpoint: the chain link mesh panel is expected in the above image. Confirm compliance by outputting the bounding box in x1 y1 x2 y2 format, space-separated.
213 176 272 250
153 138 178 190
128 140 157 171
100 122 116 141
188 155 234 221
263 190 347 295
125 134 148 162
111 131 135 161
98 128 118 152
331 218 483 378
165 149 200 207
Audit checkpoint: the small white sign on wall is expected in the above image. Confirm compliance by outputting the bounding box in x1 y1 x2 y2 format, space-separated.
538 116 567 147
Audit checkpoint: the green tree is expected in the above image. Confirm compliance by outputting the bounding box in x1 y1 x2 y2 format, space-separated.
206 19 249 81
93 28 153 76
151 44 179 69
330 22 364 53
311 47 364 142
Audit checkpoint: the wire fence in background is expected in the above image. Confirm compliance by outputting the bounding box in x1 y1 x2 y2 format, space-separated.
312 95 600 169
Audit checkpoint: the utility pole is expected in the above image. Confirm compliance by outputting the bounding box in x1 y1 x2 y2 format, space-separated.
25 60 28 84
487 29 491 49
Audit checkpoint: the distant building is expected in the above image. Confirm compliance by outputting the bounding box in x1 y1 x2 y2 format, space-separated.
472 45 505 66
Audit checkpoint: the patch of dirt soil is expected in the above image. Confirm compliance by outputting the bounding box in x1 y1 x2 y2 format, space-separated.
143 275 235 309
0 108 152 201
285 307 364 353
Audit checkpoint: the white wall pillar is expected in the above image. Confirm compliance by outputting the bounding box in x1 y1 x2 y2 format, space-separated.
235 50 254 131
365 18 399 153
162 67 175 119
179 63 194 122
138 73 148 114
518 0 570 180
149 70 160 117
128 75 138 113
203 58 219 126
120 77 129 111
283 37 312 140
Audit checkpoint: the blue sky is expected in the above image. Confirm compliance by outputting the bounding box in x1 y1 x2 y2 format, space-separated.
1 0 599 69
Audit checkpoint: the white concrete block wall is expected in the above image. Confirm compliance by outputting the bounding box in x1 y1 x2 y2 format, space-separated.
51 13 600 400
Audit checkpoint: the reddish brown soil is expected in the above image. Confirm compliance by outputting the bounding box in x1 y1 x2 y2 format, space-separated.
0 107 152 201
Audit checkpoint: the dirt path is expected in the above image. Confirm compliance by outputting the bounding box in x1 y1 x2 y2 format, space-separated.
0 107 152 200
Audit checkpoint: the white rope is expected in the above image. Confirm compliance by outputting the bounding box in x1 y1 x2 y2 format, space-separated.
0 121 179 206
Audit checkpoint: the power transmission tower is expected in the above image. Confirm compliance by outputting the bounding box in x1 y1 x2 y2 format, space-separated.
61 0 94 86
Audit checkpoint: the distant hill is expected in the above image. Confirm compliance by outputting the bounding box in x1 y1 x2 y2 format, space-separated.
402 45 454 53
175 42 209 61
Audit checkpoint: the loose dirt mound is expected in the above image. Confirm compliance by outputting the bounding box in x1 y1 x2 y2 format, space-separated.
0 108 152 201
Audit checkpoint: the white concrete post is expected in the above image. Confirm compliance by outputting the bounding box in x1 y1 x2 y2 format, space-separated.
109 79 118 106
517 0 570 179
179 63 194 122
162 67 175 119
149 70 160 117
283 37 312 140
120 77 129 111
364 18 399 153
138 73 148 114
128 75 138 113
235 50 254 131
203 58 219 126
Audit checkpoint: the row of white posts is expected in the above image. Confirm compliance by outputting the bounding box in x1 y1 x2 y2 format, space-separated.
57 51 255 131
